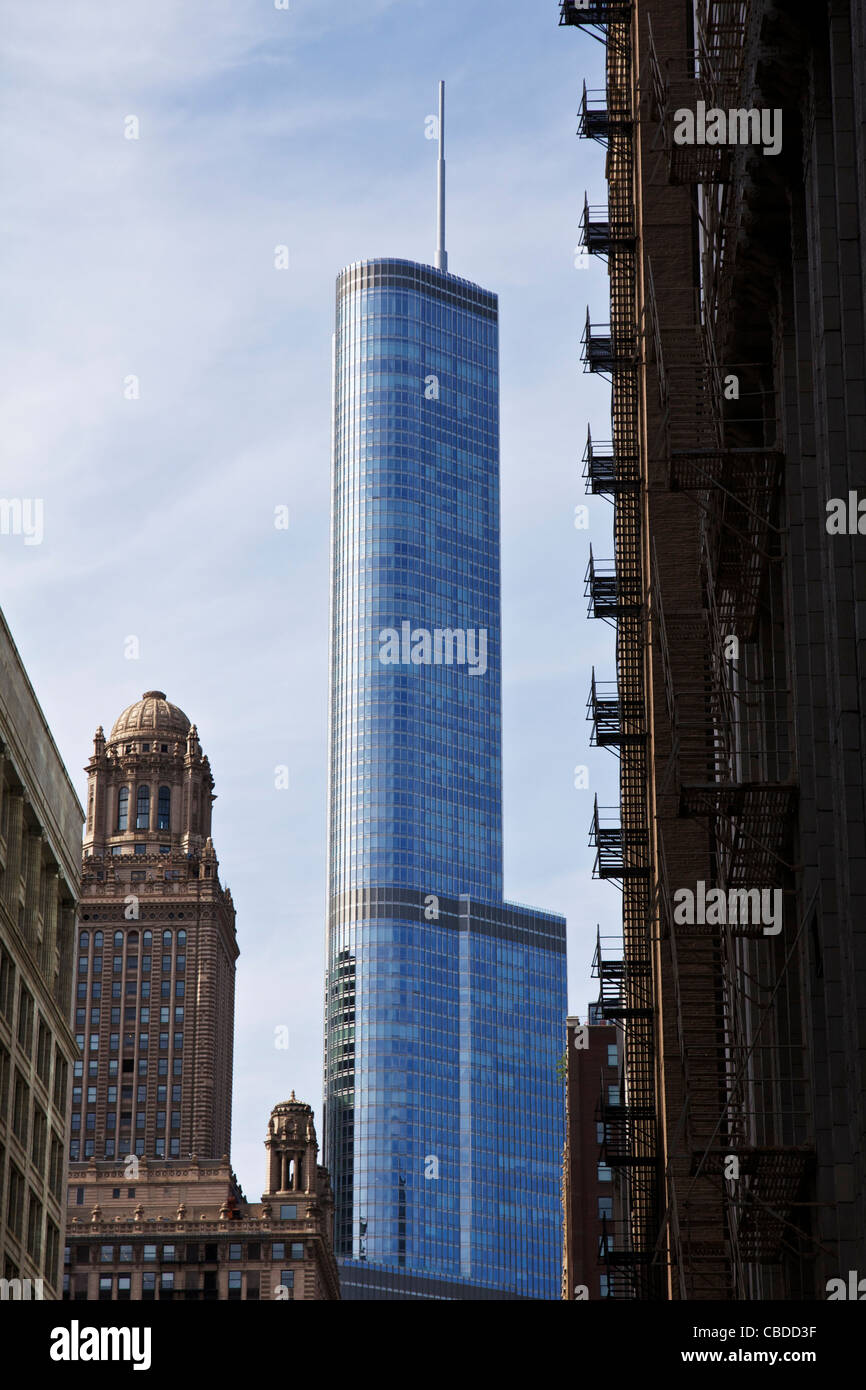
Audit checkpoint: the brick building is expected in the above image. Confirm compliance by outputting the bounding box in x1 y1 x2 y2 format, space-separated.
562 0 866 1298
70 691 237 1167
0 607 83 1298
561 1008 621 1299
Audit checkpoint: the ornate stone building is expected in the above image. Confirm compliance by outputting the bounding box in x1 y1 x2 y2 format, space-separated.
0 607 83 1298
63 1097 340 1300
71 691 237 1164
64 691 339 1299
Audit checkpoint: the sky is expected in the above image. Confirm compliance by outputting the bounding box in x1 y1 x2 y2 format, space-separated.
0 0 619 1198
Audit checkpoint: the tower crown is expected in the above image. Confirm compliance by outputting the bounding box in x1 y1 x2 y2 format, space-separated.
264 1096 319 1199
83 690 213 855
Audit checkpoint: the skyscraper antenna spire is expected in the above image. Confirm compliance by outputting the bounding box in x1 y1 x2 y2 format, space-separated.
435 80 447 271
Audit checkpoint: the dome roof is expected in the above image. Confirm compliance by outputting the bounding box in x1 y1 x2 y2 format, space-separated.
272 1092 311 1114
109 691 191 743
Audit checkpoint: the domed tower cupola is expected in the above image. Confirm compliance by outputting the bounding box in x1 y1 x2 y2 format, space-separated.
83 690 216 857
264 1094 319 1197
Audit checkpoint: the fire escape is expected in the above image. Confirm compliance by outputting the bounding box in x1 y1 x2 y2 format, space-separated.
563 0 661 1299
646 1 814 1298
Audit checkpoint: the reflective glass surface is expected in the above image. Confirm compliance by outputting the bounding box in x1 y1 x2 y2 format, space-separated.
325 260 566 1299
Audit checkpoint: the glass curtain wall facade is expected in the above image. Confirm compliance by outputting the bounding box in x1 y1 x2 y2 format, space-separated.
325 258 566 1299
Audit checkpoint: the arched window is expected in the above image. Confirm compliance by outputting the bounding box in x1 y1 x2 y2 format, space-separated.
143 931 152 948
117 787 129 832
177 931 186 948
163 931 172 947
157 786 171 831
114 932 123 948
79 931 89 950
136 785 150 830
128 931 139 945
94 932 103 950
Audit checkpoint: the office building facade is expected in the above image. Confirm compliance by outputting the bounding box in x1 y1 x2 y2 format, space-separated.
325 255 567 1298
0 607 82 1299
561 1007 621 1300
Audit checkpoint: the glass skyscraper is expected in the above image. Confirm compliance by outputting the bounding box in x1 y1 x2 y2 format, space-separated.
324 216 566 1298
